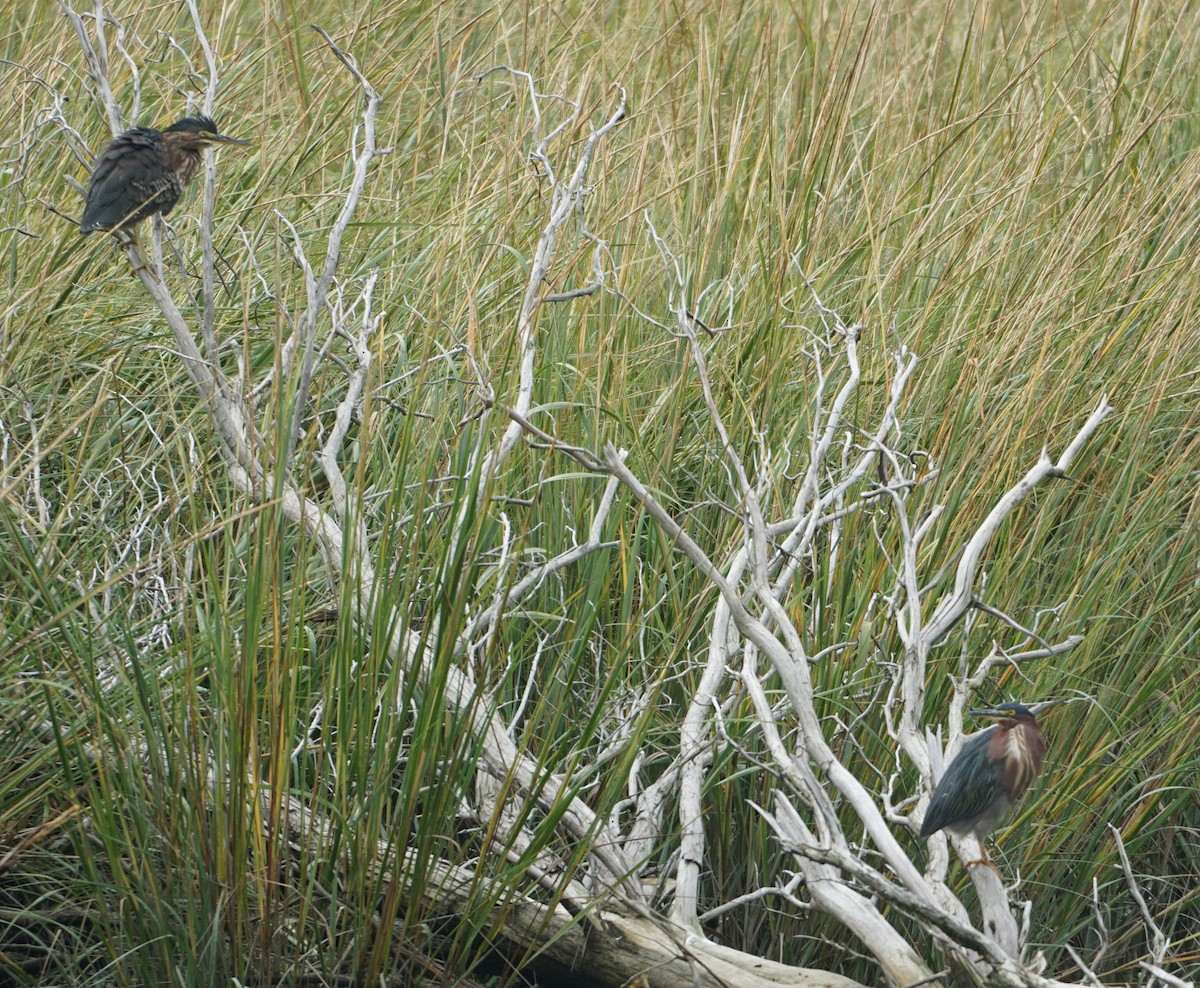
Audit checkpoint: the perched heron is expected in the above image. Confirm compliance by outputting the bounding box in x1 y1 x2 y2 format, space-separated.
920 702 1051 857
80 115 250 234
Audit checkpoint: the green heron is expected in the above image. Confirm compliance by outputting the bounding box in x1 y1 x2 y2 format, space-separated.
920 702 1049 854
80 115 250 234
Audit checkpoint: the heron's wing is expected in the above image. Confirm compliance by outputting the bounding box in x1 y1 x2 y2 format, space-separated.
919 728 1000 837
81 129 174 231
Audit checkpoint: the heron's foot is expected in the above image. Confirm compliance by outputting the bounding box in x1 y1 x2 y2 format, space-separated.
121 235 159 281
964 855 1003 877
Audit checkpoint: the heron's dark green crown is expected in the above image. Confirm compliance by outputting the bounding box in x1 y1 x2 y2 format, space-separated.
162 115 250 153
165 115 220 135
970 701 1035 721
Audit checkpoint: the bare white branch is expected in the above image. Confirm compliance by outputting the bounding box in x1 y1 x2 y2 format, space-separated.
1110 824 1171 972
921 398 1114 649
184 0 228 369
473 72 625 488
283 28 388 463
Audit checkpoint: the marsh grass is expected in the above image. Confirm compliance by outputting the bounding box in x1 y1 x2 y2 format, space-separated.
2 0 1200 983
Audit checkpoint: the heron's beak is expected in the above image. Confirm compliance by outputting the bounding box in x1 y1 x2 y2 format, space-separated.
206 133 252 146
967 707 1011 720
